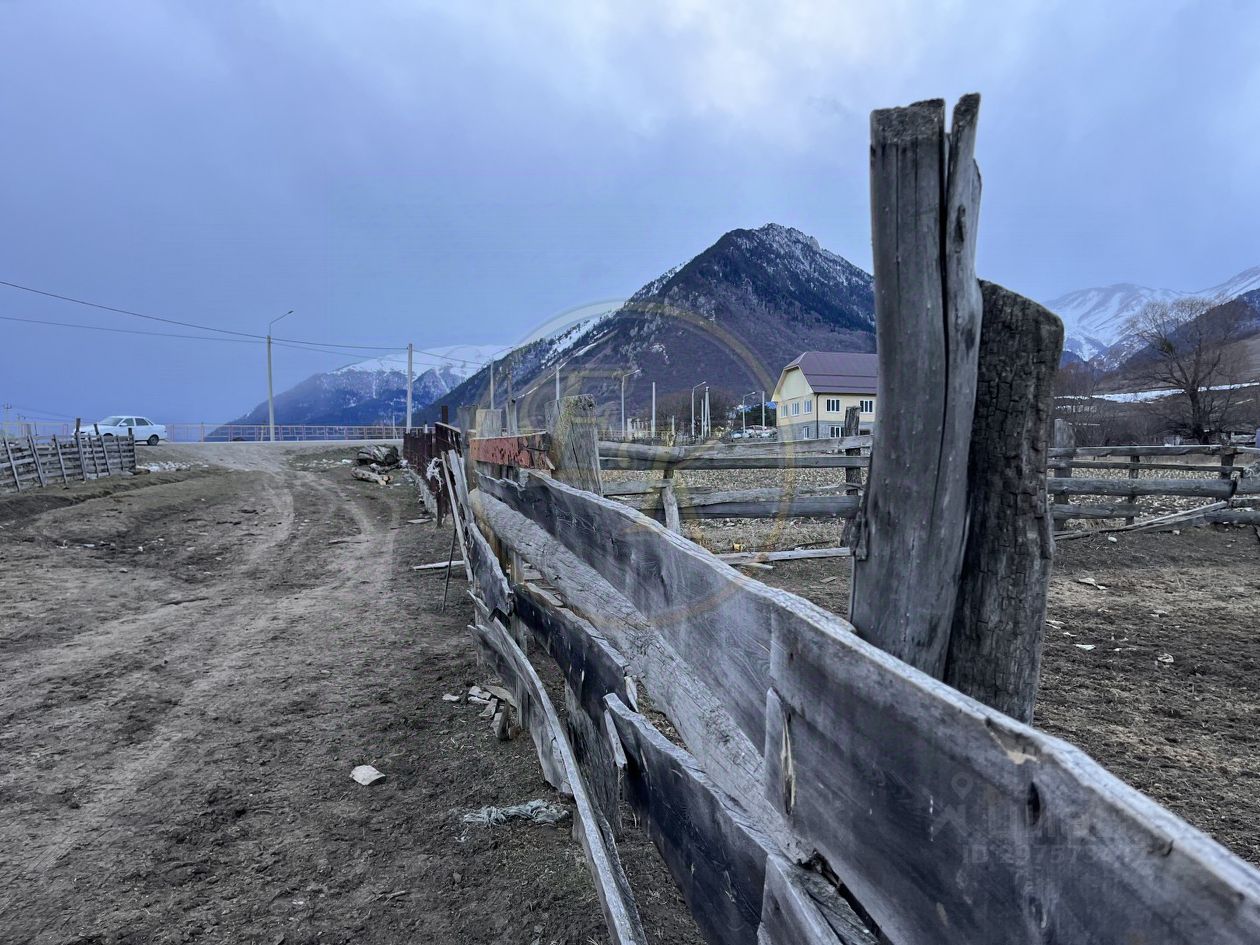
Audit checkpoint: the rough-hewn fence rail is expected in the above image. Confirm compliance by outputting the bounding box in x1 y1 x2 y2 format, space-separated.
425 94 1260 945
1 431 136 495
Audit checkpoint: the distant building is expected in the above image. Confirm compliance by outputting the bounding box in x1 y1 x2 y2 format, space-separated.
771 351 877 441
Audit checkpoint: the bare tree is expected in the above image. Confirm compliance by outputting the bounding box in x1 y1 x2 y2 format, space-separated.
1124 296 1246 443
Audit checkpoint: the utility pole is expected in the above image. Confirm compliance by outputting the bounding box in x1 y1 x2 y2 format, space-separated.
506 354 515 433
619 369 640 438
1 403 10 439
761 390 765 429
267 309 294 443
650 382 656 439
690 381 707 440
703 386 710 438
742 390 759 435
405 342 414 432
489 359 496 410
555 363 561 403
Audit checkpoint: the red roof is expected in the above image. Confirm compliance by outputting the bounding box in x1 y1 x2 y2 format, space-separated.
783 351 878 395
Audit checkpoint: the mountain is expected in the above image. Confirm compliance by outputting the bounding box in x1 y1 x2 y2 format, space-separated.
1049 265 1260 365
423 223 876 426
224 343 506 428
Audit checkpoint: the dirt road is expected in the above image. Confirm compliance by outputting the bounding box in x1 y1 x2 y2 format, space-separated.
0 446 607 944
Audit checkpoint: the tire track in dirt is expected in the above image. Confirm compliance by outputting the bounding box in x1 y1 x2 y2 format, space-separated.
1 468 396 933
1 456 614 945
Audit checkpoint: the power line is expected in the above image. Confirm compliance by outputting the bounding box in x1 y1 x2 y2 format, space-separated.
0 277 504 367
2 312 494 372
0 279 264 339
0 313 261 343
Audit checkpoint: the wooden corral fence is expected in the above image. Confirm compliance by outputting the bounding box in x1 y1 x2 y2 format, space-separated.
426 96 1260 945
596 433 1259 535
402 413 459 523
1 429 136 495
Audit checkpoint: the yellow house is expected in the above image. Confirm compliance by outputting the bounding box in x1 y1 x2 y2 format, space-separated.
771 351 878 441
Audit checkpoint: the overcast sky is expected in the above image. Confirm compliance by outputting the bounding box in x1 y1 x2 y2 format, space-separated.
3 1 1258 425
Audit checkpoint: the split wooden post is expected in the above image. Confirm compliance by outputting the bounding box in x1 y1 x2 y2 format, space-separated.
546 395 603 495
849 94 983 677
51 436 68 483
3 436 21 491
26 433 47 487
942 281 1062 722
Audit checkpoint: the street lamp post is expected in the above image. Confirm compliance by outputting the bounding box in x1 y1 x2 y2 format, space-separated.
690 381 707 440
619 369 640 438
267 310 294 443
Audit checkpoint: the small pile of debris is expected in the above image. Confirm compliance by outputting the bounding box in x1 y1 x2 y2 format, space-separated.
352 444 401 486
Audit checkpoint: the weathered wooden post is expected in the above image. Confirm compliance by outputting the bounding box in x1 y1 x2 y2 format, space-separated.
942 281 1062 722
842 405 861 495
51 435 68 483
851 94 1064 721
546 395 603 495
26 433 47 487
849 95 983 677
2 436 21 492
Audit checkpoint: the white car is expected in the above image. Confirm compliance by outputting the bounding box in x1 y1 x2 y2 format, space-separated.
93 415 168 446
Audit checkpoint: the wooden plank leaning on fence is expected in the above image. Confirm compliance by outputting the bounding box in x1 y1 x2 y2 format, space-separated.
26 433 48 487
51 436 69 483
468 611 648 945
3 437 22 491
848 95 982 677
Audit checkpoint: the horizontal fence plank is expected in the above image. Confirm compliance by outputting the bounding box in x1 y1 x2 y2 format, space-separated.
1049 445 1231 458
470 479 792 856
1050 477 1257 498
479 472 771 748
1050 502 1143 521
469 432 554 469
765 620 1260 945
1048 459 1233 473
600 439 871 471
619 487 860 521
601 454 869 471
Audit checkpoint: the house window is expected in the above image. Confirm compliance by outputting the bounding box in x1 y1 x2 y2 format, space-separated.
859 399 874 413
792 401 801 416
805 399 813 413
825 398 842 413
829 426 842 437
802 427 812 439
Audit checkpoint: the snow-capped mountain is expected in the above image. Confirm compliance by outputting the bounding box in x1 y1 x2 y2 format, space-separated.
224 343 509 427
423 223 876 424
1049 265 1260 364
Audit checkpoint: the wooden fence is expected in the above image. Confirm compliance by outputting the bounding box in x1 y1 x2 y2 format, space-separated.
594 436 1258 530
1 430 136 495
428 96 1260 945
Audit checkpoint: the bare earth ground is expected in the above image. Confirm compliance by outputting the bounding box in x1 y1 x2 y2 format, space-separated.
4 445 1257 944
0 444 631 945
